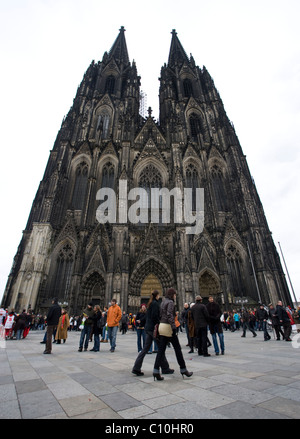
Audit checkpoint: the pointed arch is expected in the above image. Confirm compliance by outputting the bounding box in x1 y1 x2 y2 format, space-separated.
48 240 76 301
130 257 175 298
105 75 116 94
71 161 89 210
133 156 168 188
93 99 114 141
199 269 220 299
184 162 199 211
183 78 193 98
80 270 106 309
210 164 228 211
224 240 247 298
101 161 115 190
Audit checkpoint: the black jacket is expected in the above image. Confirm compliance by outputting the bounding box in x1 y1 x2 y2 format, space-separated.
136 311 146 328
191 302 209 329
276 305 291 324
269 308 280 325
206 301 223 334
92 310 102 334
145 299 161 332
47 303 61 326
257 308 268 321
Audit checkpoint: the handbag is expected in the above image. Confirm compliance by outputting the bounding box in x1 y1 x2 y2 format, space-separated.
158 322 172 337
153 323 159 339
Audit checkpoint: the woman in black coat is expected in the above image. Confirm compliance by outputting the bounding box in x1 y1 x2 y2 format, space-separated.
132 290 172 376
90 305 102 352
153 288 193 381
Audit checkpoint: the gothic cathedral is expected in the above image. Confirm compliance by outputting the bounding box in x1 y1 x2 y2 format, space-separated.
2 27 292 314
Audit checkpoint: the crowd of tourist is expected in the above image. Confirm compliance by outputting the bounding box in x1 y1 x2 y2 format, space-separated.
1 295 299 379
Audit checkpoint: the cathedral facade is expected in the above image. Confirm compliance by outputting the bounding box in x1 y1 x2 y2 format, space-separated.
2 27 292 314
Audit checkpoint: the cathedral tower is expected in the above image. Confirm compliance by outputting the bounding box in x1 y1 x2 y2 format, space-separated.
2 28 292 314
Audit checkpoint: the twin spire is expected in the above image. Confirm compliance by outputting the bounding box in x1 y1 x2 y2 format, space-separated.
106 26 192 68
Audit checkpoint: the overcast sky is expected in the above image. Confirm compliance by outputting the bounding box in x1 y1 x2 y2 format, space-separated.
0 0 299 305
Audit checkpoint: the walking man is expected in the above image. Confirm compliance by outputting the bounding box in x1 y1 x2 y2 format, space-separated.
44 298 61 354
107 299 122 352
241 308 257 338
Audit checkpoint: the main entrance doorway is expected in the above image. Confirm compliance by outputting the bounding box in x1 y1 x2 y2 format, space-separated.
199 270 219 303
140 273 162 305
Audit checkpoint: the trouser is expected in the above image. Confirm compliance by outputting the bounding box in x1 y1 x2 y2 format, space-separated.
153 333 187 373
102 326 108 340
136 328 145 352
121 324 127 334
45 325 57 353
210 325 225 354
273 324 284 340
93 331 100 351
133 331 169 372
79 325 92 349
282 322 292 340
242 322 256 336
107 326 118 349
5 328 13 338
16 329 24 340
196 327 208 355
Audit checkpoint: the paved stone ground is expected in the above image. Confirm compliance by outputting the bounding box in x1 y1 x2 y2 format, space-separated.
1 327 300 420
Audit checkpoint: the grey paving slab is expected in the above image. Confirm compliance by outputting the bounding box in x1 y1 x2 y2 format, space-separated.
214 400 290 419
0 399 21 419
1 328 300 419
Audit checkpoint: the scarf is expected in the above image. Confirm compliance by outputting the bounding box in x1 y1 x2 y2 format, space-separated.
61 314 66 329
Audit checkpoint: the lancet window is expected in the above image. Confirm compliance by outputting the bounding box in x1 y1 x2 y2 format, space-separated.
185 163 199 211
101 162 115 189
189 113 201 141
72 162 88 210
226 245 245 297
105 75 116 94
211 165 228 211
53 244 74 300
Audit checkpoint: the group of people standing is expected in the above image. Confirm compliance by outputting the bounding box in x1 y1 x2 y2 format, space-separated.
181 295 224 357
0 308 33 340
42 298 122 354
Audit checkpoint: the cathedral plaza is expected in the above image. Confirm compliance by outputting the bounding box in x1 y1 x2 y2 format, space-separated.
1 328 300 420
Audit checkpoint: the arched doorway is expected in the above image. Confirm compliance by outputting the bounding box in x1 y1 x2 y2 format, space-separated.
129 258 175 313
80 271 106 311
199 270 220 303
140 274 163 304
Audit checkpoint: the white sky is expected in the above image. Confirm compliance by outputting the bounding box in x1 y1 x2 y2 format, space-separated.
0 0 299 305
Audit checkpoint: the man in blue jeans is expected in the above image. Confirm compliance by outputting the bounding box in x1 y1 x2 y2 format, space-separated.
106 299 122 352
206 295 225 355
